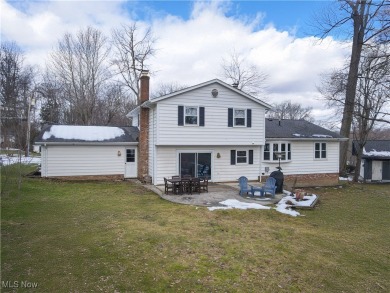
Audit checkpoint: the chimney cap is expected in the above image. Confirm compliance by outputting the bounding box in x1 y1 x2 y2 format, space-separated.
141 69 149 77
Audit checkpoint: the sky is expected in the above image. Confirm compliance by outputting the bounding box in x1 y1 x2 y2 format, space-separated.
1 0 352 123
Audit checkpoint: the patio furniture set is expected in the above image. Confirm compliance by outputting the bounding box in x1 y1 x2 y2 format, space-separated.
238 176 277 198
164 175 209 195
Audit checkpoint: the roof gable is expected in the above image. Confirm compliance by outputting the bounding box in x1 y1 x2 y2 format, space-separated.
266 119 345 140
127 79 271 117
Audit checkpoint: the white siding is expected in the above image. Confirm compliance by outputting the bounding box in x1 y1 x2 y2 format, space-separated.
261 141 340 176
154 145 261 185
42 145 126 177
148 107 157 178
155 83 266 146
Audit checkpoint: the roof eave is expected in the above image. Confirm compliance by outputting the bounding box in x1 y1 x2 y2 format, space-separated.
266 137 348 141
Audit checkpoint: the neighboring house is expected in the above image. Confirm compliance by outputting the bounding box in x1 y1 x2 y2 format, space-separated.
263 119 347 187
35 125 138 178
353 140 390 182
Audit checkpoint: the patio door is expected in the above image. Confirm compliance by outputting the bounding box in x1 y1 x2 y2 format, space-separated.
179 152 211 180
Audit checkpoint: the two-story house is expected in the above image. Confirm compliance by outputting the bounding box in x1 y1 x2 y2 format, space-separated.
36 71 345 187
127 71 272 185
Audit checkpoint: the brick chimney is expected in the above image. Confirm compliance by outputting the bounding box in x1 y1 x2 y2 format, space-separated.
138 70 151 183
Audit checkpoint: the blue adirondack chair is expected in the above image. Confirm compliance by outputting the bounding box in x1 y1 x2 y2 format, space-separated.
260 177 277 198
238 176 253 196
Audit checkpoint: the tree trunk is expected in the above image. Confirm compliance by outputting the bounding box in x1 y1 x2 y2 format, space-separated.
339 5 366 176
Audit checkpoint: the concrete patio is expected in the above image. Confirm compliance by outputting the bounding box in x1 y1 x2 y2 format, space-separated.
145 182 286 207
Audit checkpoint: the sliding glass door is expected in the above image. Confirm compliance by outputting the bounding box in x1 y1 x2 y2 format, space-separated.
179 152 211 179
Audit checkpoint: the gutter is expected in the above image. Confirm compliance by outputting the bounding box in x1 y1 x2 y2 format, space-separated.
35 142 139 146
266 138 348 142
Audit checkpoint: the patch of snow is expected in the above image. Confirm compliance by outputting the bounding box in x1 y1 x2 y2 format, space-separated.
292 133 305 137
42 125 125 141
278 194 317 208
363 149 390 157
207 206 233 211
311 134 333 138
339 176 353 181
0 155 41 166
275 203 301 217
207 199 271 211
208 194 318 217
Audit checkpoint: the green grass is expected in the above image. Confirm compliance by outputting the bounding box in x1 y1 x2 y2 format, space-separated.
1 174 390 292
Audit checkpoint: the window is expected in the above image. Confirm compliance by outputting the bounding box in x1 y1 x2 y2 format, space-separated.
126 149 135 162
264 142 291 161
315 142 327 159
264 144 270 160
234 109 246 126
230 150 254 165
236 151 247 164
185 106 198 125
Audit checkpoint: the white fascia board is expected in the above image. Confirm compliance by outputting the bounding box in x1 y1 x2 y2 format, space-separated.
148 79 272 109
126 106 140 118
265 138 348 142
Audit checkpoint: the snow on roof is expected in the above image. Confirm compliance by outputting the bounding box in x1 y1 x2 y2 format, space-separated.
42 125 125 142
311 134 333 138
363 149 390 157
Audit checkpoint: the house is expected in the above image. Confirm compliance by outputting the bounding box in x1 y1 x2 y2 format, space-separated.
353 140 390 182
263 119 347 187
128 72 346 186
35 125 138 178
35 72 346 186
127 72 272 185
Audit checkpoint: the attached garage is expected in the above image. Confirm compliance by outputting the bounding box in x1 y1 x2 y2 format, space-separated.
35 125 139 178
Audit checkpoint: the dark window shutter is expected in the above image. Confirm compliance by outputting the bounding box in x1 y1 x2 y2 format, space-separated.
249 150 253 164
178 106 184 126
228 108 233 127
247 109 252 127
199 107 205 126
230 150 236 165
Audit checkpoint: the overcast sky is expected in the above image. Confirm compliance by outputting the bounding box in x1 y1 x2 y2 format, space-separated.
1 0 351 122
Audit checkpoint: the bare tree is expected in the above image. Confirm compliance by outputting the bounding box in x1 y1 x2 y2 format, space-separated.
151 82 187 99
220 51 268 97
111 23 155 104
49 26 111 125
267 100 314 122
314 0 390 175
319 45 390 181
0 42 36 151
96 83 136 126
352 46 389 181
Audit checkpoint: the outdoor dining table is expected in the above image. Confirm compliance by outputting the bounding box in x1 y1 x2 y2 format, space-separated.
166 177 203 195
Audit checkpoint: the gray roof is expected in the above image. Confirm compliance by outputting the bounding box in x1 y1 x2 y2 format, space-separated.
35 125 139 144
265 119 344 140
353 140 390 160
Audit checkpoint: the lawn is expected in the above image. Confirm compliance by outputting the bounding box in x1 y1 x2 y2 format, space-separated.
1 170 390 292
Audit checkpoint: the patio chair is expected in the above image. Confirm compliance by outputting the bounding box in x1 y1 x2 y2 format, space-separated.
164 177 174 195
238 176 253 196
200 177 209 192
260 177 277 198
191 177 201 194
